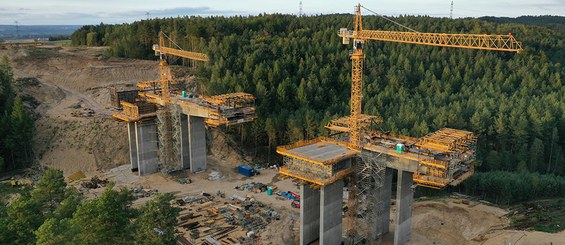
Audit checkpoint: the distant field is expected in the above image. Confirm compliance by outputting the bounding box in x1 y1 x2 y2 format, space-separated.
0 25 82 41
52 40 72 46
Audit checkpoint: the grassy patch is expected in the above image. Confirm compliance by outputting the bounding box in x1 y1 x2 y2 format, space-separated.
52 40 71 46
508 198 565 233
27 47 59 59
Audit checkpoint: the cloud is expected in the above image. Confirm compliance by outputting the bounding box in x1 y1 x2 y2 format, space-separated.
0 6 247 25
103 6 244 19
147 7 241 16
0 1 563 25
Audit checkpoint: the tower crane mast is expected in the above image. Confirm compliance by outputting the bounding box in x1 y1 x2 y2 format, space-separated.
336 3 523 239
338 4 523 152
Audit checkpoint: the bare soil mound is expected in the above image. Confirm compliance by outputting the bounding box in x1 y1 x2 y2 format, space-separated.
0 46 158 175
409 200 508 245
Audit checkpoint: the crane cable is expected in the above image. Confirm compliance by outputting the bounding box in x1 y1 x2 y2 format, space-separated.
360 5 420 33
160 32 184 63
161 32 184 50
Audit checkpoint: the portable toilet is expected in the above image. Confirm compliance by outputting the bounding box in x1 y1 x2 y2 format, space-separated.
396 143 405 154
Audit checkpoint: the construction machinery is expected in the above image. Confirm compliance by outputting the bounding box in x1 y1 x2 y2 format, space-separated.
277 3 523 244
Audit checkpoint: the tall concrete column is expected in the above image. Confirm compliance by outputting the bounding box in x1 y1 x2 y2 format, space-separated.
135 120 159 176
127 122 138 171
300 184 320 245
394 170 414 245
381 167 393 235
188 116 206 172
320 179 343 245
179 114 190 169
373 167 394 239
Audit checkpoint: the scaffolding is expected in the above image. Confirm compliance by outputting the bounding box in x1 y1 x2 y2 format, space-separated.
112 101 157 122
326 114 382 134
349 152 386 244
171 106 183 171
277 138 356 186
157 105 182 172
415 128 477 154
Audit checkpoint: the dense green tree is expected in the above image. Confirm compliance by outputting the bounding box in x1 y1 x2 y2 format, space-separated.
134 193 180 245
32 168 67 213
86 32 99 46
6 194 43 244
10 96 34 164
35 218 74 245
1 169 187 244
462 171 565 204
70 184 136 245
0 56 34 173
0 204 9 245
0 55 14 113
52 189 83 220
34 189 84 244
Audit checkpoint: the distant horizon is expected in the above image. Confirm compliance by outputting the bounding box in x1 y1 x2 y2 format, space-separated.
0 14 563 27
1 0 564 25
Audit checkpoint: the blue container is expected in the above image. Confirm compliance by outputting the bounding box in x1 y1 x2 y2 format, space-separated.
238 165 255 177
181 91 187 97
267 187 273 195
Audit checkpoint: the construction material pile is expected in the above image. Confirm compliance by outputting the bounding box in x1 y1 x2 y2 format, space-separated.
208 171 223 181
71 108 95 117
234 182 269 193
80 176 108 189
131 185 158 199
175 191 279 244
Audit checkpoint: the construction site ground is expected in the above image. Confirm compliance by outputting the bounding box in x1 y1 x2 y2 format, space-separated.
2 46 563 245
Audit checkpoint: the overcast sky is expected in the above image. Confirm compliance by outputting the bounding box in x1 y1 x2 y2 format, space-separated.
1 0 563 25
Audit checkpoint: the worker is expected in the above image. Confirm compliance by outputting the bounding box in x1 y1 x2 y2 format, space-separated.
10 177 16 188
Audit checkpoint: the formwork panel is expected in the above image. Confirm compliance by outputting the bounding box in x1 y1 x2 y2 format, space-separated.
285 141 356 164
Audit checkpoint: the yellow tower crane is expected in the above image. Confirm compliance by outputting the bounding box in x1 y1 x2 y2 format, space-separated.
334 4 523 239
338 4 523 151
152 31 209 100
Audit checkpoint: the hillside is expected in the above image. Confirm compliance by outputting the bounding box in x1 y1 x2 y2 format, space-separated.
70 14 565 202
0 47 157 175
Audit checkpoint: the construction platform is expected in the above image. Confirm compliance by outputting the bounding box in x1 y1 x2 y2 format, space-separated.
365 128 476 189
113 89 256 126
111 85 256 176
277 128 476 245
277 138 355 187
277 128 476 189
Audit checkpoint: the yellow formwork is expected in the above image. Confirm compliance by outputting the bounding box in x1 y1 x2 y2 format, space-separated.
279 166 354 186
